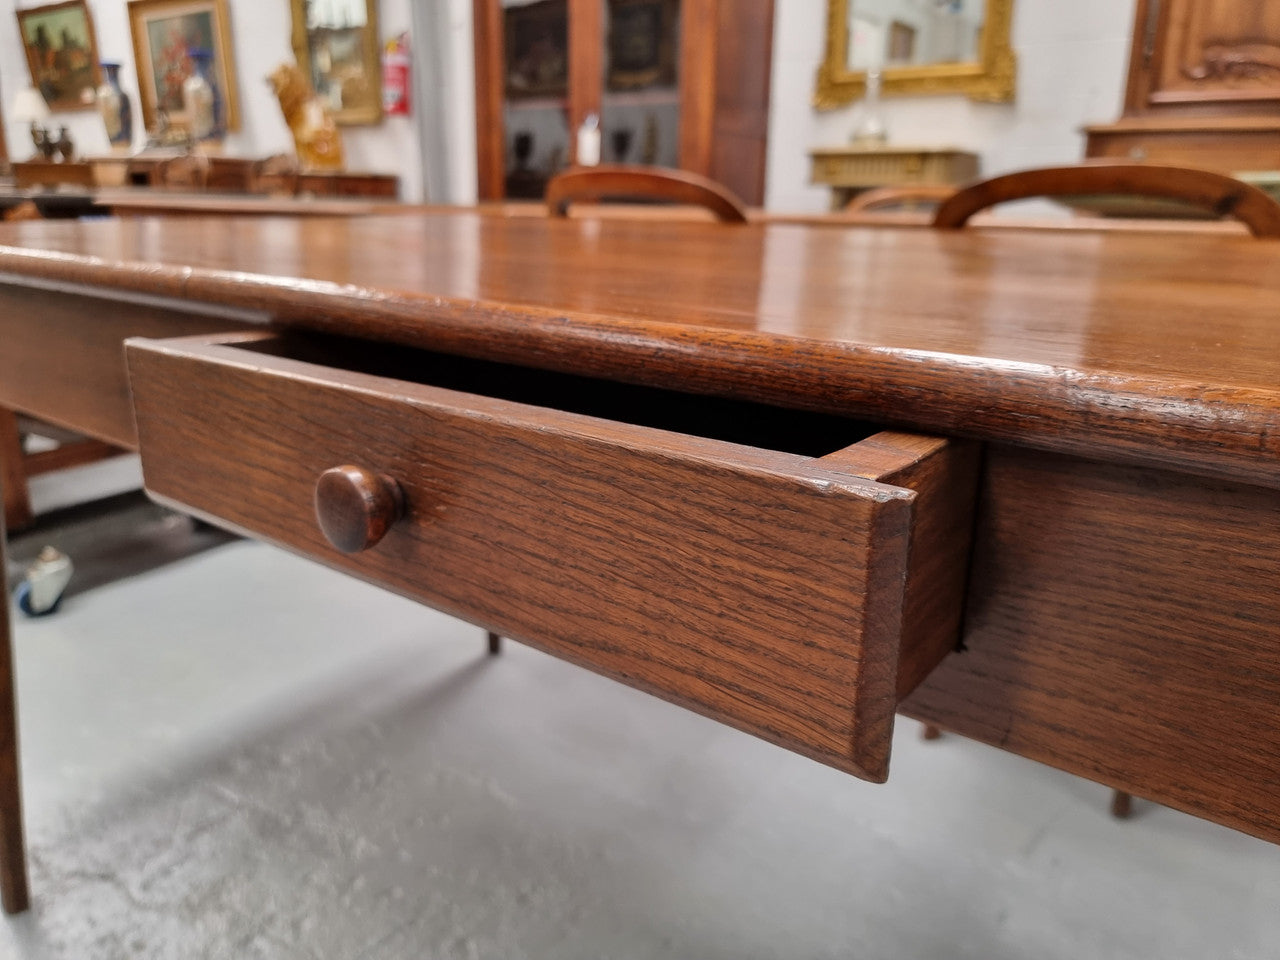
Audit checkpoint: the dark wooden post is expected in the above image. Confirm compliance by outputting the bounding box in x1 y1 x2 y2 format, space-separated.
0 465 30 913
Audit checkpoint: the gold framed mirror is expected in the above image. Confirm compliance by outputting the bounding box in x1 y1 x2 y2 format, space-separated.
815 0 1016 107
290 0 382 125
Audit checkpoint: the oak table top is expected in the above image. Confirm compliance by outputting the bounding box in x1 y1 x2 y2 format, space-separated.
1 213 1278 485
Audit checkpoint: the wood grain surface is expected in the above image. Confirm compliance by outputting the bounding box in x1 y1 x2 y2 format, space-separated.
903 444 1280 844
127 333 975 781
825 433 980 699
3 215 1280 486
0 284 258 448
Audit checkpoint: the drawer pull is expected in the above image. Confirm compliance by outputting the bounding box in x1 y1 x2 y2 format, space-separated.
314 465 404 553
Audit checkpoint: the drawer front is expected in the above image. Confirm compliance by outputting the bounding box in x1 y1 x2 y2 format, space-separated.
126 333 974 781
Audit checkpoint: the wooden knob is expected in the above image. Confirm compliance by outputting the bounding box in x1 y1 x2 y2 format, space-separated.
314 465 404 554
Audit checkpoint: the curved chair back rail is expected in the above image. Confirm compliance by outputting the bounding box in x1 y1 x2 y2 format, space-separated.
845 184 956 214
153 153 211 190
546 165 750 223
933 162 1280 238
1 201 41 223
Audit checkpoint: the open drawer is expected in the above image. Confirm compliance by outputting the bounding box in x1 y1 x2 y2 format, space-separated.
125 331 978 781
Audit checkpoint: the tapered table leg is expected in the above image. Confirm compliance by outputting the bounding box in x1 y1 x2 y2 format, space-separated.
487 631 502 656
1110 790 1133 820
0 476 29 913
1 409 33 533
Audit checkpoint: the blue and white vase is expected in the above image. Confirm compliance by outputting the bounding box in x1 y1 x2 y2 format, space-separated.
97 62 133 147
183 49 224 140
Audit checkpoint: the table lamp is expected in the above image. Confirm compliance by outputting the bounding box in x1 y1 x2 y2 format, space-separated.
11 87 52 159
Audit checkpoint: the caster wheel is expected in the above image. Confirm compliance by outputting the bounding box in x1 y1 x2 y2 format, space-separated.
14 547 73 618
15 581 62 618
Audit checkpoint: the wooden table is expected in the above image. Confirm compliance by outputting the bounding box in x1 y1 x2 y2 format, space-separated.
0 213 1278 913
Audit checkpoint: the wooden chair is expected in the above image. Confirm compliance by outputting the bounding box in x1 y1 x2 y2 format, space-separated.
925 160 1280 819
546 164 750 223
1 201 41 223
933 161 1280 236
247 154 300 196
151 153 211 190
845 184 956 214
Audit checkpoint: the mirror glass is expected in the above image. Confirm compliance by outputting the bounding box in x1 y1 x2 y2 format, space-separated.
292 0 381 125
815 0 1014 106
846 0 984 70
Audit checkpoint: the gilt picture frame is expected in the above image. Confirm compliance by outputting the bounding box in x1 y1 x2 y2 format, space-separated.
815 0 1017 106
15 0 102 111
127 0 241 135
289 0 382 126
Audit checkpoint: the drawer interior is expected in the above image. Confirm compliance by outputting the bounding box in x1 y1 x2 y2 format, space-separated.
239 332 879 459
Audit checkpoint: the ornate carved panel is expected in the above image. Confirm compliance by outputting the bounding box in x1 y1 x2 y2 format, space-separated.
1142 0 1280 107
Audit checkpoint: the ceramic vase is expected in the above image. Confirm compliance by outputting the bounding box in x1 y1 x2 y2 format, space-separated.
97 62 133 147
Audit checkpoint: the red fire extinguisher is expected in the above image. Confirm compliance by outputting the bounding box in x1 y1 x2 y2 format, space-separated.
383 32 411 116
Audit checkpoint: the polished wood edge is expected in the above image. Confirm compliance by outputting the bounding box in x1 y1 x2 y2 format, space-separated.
47 261 1274 487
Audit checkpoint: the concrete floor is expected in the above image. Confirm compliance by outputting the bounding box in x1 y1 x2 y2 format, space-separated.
1 458 1278 959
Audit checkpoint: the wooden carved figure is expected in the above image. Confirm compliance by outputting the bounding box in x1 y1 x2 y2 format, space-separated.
267 63 344 172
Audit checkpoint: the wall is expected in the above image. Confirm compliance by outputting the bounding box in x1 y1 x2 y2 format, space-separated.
767 0 1138 211
3 1 1140 210
0 0 431 200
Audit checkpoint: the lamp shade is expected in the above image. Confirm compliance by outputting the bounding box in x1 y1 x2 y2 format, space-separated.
11 87 50 124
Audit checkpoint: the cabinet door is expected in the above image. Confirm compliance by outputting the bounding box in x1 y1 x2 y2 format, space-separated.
600 0 685 169
1129 0 1280 111
474 0 772 204
474 0 575 200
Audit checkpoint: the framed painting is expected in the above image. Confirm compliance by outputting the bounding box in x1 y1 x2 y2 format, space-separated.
127 0 240 135
15 0 102 111
606 0 678 92
290 0 382 125
504 0 568 100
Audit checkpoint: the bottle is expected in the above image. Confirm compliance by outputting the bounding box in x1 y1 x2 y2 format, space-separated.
576 113 601 167
97 62 133 148
852 69 888 145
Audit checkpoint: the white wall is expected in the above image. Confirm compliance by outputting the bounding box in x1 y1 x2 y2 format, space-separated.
1 0 432 200
767 0 1137 211
3 0 1139 210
